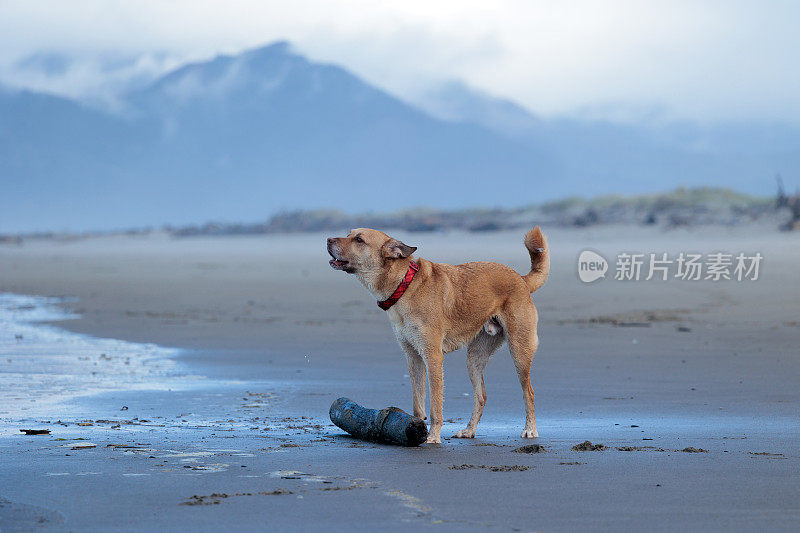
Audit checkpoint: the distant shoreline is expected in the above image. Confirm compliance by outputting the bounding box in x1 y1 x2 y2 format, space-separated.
2 186 795 243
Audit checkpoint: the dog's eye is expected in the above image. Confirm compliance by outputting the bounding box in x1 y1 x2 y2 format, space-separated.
354 236 363 243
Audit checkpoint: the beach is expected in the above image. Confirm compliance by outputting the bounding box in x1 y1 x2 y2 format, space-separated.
1 226 799 531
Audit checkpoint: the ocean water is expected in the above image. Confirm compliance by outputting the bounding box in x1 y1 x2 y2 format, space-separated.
0 293 201 425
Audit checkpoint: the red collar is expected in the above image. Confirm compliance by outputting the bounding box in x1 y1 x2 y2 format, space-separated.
377 260 419 310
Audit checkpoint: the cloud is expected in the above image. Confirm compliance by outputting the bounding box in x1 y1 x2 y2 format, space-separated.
0 51 180 110
1 0 799 122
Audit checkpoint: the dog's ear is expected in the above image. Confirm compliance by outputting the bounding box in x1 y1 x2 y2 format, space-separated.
382 239 417 259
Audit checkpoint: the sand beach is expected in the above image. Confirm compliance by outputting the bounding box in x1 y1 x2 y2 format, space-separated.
1 226 798 531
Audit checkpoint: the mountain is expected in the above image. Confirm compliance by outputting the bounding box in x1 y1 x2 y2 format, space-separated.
414 80 542 137
1 41 797 233
418 81 800 197
1 42 559 232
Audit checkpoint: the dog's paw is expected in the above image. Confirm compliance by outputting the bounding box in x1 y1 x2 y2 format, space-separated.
425 435 442 444
452 428 476 438
520 429 539 439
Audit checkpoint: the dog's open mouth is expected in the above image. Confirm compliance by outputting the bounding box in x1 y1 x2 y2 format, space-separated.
329 258 348 269
328 250 349 270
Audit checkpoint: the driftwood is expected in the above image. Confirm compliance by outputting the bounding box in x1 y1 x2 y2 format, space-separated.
329 397 428 446
20 429 50 435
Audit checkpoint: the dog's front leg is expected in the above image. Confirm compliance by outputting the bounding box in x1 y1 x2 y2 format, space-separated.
422 343 444 444
401 341 427 420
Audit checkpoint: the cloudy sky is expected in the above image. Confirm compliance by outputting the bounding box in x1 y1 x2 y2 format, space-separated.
1 0 798 122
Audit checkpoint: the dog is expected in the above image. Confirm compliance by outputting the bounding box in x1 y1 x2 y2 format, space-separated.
327 227 549 443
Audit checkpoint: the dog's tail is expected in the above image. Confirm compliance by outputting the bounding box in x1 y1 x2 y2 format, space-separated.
522 226 549 293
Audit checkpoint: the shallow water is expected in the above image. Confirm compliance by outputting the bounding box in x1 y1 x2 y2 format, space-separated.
0 293 207 429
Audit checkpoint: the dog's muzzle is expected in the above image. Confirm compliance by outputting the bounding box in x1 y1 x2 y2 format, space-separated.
327 239 349 270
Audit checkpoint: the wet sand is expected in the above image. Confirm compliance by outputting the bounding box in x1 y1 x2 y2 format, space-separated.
1 227 799 531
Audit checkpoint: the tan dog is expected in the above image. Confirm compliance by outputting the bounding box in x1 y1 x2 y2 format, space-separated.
327 227 549 443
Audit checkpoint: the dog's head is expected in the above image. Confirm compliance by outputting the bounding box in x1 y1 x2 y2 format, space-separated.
327 228 416 276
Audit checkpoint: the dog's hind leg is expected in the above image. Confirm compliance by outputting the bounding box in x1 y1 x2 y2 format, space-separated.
500 302 540 438
400 340 427 420
453 331 504 438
